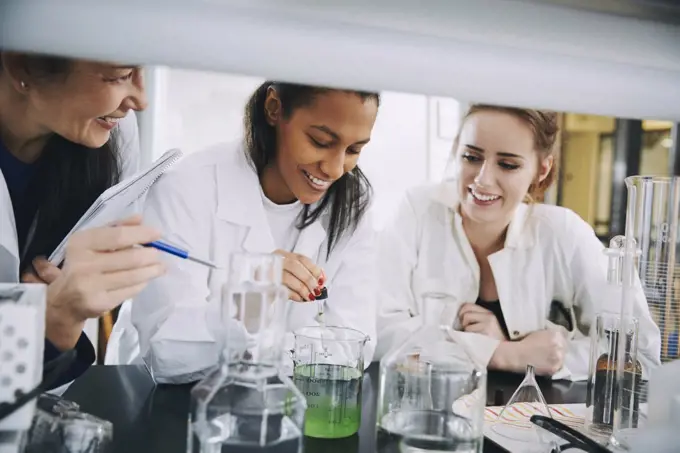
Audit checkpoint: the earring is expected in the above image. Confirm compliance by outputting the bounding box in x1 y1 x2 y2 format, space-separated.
20 81 27 90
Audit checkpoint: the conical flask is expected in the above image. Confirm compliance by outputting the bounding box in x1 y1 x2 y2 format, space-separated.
491 364 557 449
377 293 486 453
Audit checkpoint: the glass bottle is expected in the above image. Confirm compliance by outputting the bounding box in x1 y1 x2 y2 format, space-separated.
376 293 486 453
188 253 306 453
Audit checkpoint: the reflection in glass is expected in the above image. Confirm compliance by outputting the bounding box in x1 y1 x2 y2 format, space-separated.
377 293 486 453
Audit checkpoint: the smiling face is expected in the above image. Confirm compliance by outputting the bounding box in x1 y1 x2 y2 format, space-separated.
25 60 147 148
263 89 378 204
456 110 553 227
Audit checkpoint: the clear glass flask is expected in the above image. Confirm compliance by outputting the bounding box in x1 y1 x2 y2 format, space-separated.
376 293 486 453
188 253 306 453
292 325 369 439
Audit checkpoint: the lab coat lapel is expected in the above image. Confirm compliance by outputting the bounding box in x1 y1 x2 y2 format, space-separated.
432 182 481 297
0 170 19 282
489 204 537 340
215 145 276 254
292 219 326 264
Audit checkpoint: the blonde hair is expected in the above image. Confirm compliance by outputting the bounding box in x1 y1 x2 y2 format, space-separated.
454 104 560 201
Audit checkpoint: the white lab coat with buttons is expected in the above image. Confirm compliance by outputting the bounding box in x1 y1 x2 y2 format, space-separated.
0 112 141 283
109 141 378 384
376 182 661 381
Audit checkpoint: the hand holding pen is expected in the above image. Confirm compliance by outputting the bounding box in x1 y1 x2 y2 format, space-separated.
22 215 165 351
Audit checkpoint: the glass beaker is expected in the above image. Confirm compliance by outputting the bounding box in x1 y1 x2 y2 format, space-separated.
585 312 642 440
292 325 369 439
376 293 486 453
188 253 306 453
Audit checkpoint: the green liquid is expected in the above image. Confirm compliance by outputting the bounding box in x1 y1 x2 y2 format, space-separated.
292 364 363 439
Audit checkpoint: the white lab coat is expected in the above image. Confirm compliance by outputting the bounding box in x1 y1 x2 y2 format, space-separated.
0 112 140 393
0 111 141 283
108 141 378 384
376 182 661 381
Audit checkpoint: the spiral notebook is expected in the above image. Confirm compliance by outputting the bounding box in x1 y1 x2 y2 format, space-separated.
48 148 183 265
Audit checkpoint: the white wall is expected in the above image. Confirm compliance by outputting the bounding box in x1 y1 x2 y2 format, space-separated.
148 67 462 230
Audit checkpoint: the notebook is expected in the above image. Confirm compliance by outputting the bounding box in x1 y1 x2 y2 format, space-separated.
48 148 183 265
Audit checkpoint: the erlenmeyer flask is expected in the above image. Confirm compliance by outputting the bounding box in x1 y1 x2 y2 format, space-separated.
399 353 434 412
491 364 557 449
377 293 486 453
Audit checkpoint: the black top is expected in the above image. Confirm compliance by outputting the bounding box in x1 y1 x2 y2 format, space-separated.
0 137 38 253
0 140 95 389
476 298 510 339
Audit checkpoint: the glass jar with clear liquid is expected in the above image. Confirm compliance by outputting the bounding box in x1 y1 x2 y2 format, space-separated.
188 253 306 453
376 293 486 453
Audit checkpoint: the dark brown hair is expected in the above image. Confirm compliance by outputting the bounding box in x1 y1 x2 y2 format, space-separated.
0 53 121 270
244 81 380 256
457 104 560 201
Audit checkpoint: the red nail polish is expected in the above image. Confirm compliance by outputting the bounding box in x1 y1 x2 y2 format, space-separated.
318 278 324 286
314 288 321 296
308 293 316 301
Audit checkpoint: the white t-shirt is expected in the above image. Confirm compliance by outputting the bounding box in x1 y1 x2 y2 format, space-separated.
260 189 303 252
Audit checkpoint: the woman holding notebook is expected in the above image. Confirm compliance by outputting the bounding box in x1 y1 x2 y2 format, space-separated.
0 51 163 388
113 82 381 384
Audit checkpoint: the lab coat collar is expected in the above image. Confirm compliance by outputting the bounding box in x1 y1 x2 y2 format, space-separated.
215 145 261 227
215 143 327 257
0 169 20 282
430 180 534 250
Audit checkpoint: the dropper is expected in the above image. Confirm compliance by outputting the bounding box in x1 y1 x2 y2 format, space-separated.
315 287 328 325
315 287 329 357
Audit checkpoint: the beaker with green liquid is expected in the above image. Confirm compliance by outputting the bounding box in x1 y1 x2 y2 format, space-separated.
292 325 369 439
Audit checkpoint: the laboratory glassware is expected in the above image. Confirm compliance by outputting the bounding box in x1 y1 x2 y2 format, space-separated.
491 364 560 452
376 293 486 453
292 325 369 439
188 252 306 453
611 176 676 449
584 312 641 440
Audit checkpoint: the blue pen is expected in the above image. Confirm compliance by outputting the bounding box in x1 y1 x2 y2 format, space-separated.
143 240 219 269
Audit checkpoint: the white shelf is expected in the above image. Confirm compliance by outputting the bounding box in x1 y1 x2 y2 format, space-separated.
2 0 680 119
